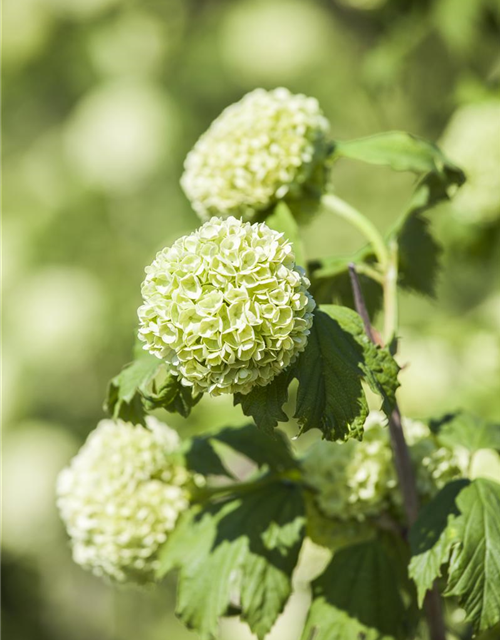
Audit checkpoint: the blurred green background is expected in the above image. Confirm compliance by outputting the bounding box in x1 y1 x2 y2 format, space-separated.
2 0 500 639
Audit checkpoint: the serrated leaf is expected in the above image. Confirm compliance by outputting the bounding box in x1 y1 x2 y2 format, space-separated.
105 352 161 425
294 308 368 441
334 131 464 178
322 304 400 417
302 539 407 640
233 367 294 435
143 371 202 418
158 482 305 640
409 479 470 606
431 412 500 453
445 478 500 633
265 201 306 268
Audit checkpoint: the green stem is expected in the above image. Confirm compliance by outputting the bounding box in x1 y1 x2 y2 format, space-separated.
322 193 389 269
383 239 399 345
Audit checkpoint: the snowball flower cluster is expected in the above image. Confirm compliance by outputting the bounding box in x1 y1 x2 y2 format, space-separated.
138 216 315 396
181 87 331 222
302 412 467 524
441 100 500 224
56 417 189 584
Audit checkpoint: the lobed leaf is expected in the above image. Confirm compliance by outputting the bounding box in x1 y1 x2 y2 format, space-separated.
302 539 408 640
409 479 470 606
142 371 202 418
430 411 500 453
157 482 305 640
445 478 500 633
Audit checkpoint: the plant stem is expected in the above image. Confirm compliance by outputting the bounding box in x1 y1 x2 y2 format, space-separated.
348 263 446 640
383 239 399 345
322 193 389 269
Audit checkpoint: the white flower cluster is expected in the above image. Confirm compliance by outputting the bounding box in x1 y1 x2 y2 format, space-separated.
302 412 468 524
56 417 189 584
181 87 331 222
138 216 315 396
441 100 500 224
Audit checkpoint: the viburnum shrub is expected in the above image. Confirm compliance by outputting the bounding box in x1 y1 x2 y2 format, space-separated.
58 88 500 640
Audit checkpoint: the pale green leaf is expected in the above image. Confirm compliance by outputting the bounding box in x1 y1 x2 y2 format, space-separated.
445 478 500 633
409 479 470 606
266 201 306 268
431 412 500 453
157 482 305 640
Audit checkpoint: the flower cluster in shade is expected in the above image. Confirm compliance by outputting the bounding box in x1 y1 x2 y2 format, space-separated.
56 417 190 584
181 87 331 222
302 412 468 525
138 216 315 396
441 100 500 225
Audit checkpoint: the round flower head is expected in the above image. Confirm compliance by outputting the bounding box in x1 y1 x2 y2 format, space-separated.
56 417 189 584
138 216 315 396
302 412 468 525
302 413 396 522
181 87 331 222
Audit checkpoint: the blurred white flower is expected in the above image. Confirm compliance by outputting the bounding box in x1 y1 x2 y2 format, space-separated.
56 417 189 584
65 81 176 193
138 216 315 395
441 100 500 224
181 88 331 222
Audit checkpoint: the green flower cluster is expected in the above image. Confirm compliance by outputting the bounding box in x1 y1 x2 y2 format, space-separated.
56 417 189 584
181 87 331 222
302 412 468 527
138 216 315 396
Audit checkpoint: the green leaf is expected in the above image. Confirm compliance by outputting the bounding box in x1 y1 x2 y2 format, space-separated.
334 131 463 177
322 304 400 417
182 435 233 478
308 247 384 318
105 351 161 425
392 169 466 297
142 370 202 418
266 201 306 268
445 478 500 633
158 482 305 640
233 366 294 435
409 479 470 606
294 308 368 441
209 424 297 472
431 412 500 453
302 539 408 640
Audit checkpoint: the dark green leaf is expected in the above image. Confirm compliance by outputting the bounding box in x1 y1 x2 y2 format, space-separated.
105 352 161 425
182 436 233 478
157 482 305 640
209 424 297 472
143 371 202 418
431 412 500 453
265 201 306 267
445 478 500 633
409 479 470 606
322 305 400 417
302 539 407 640
294 308 368 441
392 169 466 297
334 131 463 178
233 366 294 435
